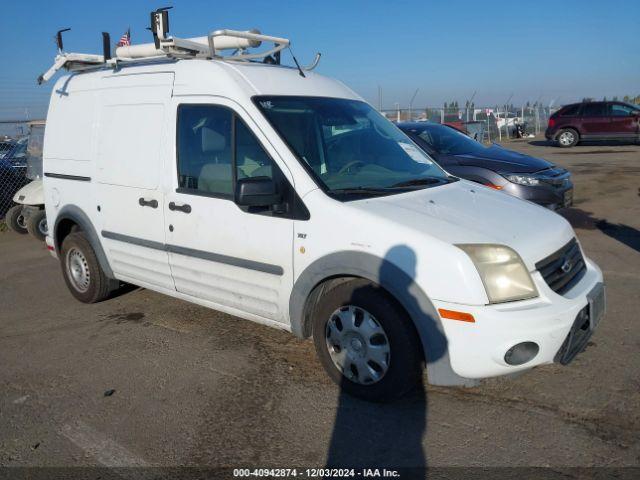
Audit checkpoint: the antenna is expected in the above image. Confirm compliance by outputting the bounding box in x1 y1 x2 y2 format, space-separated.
56 28 71 53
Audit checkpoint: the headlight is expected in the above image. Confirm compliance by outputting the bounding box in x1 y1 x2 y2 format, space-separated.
504 174 540 186
457 244 538 303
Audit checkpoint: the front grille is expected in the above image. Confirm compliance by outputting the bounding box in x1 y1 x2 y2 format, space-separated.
536 238 586 295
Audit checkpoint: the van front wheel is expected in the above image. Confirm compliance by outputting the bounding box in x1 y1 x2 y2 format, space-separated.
312 279 423 402
60 232 112 303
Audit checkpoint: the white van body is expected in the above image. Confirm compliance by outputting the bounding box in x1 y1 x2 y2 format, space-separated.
43 59 604 395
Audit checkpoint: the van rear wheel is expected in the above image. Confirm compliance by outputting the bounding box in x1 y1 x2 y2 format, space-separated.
26 209 47 241
6 205 28 234
311 279 423 403
60 232 112 303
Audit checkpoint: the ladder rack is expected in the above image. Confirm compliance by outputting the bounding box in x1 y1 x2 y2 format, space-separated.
38 7 318 84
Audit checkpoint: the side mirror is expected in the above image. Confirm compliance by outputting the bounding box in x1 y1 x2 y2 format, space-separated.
235 176 282 208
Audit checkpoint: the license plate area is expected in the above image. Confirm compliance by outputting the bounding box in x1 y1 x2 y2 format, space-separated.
554 283 605 365
588 282 605 331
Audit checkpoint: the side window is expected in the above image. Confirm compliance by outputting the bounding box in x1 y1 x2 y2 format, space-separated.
560 105 581 116
582 103 606 117
177 104 282 199
177 105 233 196
610 104 635 117
235 117 276 181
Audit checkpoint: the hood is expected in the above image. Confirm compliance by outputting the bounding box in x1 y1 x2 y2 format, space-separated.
350 180 574 270
452 144 553 173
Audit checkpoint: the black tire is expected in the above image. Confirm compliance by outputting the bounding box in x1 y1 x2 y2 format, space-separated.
26 209 47 241
60 232 112 303
312 279 423 403
5 205 28 234
556 128 579 148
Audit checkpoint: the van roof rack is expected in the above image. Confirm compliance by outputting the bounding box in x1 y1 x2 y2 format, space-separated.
38 7 320 84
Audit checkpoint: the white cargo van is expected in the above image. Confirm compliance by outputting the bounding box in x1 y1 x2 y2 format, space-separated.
40 11 605 401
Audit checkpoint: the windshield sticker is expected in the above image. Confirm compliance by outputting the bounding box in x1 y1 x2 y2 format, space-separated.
260 100 274 109
398 142 432 164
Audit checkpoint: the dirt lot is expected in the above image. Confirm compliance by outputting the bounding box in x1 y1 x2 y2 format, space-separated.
1 139 639 474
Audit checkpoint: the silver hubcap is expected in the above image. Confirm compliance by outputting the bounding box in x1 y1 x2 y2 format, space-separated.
38 218 48 236
559 131 574 145
66 248 91 292
325 306 391 385
16 214 26 229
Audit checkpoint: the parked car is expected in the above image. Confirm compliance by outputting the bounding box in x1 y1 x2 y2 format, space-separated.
398 122 573 210
0 155 29 219
546 101 640 147
0 140 15 159
0 136 30 219
3 137 28 171
40 13 604 402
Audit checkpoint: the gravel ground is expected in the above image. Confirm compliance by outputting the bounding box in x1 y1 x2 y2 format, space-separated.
0 138 638 474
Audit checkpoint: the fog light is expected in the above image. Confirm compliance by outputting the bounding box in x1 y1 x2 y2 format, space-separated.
504 342 539 366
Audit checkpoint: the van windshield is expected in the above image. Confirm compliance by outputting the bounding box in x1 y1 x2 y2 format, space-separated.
254 96 453 198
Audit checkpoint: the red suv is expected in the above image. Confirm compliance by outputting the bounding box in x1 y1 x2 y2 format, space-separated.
545 101 640 147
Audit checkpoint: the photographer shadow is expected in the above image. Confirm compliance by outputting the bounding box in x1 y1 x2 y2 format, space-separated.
325 245 450 472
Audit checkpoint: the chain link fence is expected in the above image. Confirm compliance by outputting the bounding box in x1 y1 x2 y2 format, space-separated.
0 120 42 221
381 105 557 142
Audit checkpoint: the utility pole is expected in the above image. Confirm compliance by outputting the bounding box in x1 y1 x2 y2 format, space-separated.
467 90 477 122
408 88 419 122
531 94 543 136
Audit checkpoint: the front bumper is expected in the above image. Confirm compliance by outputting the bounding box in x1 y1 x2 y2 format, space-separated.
434 257 604 379
502 181 573 210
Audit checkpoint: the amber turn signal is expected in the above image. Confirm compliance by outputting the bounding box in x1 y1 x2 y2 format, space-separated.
438 308 475 323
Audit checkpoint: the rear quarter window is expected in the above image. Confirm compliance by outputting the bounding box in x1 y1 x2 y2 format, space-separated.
559 105 581 116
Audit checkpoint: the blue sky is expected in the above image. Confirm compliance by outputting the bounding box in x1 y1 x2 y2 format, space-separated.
0 0 638 120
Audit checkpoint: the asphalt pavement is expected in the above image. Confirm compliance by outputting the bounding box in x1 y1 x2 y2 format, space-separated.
1 139 638 473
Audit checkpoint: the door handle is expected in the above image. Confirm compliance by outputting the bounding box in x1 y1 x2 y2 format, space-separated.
168 201 192 214
138 198 158 208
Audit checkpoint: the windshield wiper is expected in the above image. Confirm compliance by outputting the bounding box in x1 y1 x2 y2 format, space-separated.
330 177 455 198
329 187 392 197
388 177 447 189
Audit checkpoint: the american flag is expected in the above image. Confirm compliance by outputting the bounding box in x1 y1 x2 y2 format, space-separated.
116 28 130 47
